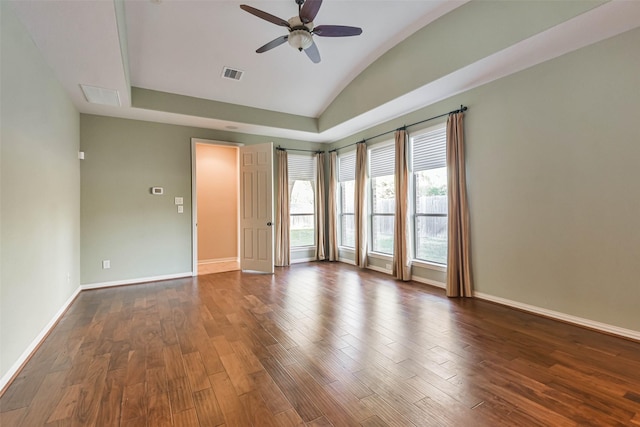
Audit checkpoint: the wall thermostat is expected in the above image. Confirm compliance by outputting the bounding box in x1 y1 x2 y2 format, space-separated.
151 187 164 195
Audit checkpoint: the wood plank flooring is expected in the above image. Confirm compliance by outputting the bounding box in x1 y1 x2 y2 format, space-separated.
2 262 640 426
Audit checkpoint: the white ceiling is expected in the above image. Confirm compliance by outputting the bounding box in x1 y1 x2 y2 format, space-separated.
125 0 461 118
8 0 640 143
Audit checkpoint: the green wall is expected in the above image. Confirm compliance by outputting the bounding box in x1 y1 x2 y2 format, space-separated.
132 87 318 133
464 27 640 331
80 116 193 284
80 115 322 284
320 0 604 131
331 27 640 332
1 3 80 379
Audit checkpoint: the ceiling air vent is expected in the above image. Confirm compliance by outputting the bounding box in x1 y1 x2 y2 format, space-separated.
80 84 121 106
221 66 244 81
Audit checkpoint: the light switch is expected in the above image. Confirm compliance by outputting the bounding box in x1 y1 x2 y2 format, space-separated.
175 197 183 205
177 205 184 213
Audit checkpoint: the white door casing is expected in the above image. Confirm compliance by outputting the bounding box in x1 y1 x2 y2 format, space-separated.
239 142 274 273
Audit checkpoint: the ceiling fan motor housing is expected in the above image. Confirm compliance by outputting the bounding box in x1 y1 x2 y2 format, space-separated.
288 16 313 51
240 1 362 63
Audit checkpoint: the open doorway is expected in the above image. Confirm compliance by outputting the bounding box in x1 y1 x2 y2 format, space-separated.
191 139 241 275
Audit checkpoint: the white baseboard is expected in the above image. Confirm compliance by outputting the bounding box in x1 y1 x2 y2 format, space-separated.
474 291 640 342
338 257 356 265
198 257 238 265
411 275 446 289
0 286 81 393
81 272 193 290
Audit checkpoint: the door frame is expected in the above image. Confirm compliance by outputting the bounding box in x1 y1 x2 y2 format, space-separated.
190 138 244 276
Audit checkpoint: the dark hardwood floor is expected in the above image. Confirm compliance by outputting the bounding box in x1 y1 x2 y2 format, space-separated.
2 262 640 426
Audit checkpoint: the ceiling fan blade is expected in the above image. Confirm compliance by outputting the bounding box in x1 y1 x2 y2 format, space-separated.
240 4 290 28
314 25 362 37
256 35 289 53
304 41 321 64
300 0 322 24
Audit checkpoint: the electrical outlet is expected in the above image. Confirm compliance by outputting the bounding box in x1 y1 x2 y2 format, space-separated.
102 260 111 269
385 263 392 270
177 205 184 213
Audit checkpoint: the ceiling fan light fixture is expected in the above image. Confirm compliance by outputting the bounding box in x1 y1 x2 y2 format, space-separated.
288 29 313 51
241 1 362 63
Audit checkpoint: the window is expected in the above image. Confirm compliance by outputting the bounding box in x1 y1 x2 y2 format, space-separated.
412 125 447 264
288 154 315 247
369 143 395 254
338 151 355 248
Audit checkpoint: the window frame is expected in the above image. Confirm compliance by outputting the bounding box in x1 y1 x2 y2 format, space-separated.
288 154 316 249
337 150 356 249
368 140 396 256
410 123 448 266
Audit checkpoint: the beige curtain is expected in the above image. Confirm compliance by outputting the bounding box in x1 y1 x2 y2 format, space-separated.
354 142 368 268
315 152 326 260
393 129 411 280
275 149 290 267
446 112 473 297
327 151 339 261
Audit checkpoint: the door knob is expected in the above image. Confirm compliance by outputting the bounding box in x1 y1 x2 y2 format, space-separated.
267 221 273 226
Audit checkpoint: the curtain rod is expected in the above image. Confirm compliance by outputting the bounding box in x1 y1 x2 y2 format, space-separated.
276 145 324 154
329 105 467 153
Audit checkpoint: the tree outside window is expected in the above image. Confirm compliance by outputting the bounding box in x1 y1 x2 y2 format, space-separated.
412 125 448 265
288 154 316 248
289 180 315 247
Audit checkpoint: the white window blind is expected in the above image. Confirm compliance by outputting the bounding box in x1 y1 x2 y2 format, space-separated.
369 143 395 178
412 126 447 172
338 151 356 182
288 154 316 181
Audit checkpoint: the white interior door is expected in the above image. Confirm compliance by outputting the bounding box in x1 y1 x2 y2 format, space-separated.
240 142 274 273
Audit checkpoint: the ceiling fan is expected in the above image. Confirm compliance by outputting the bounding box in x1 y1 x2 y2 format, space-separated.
240 0 362 64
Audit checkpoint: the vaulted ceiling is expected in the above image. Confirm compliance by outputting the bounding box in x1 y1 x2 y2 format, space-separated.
9 0 640 143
